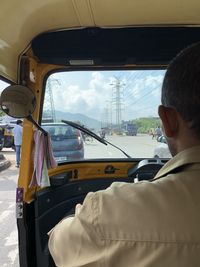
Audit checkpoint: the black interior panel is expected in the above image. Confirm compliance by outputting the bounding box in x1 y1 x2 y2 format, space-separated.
32 27 200 66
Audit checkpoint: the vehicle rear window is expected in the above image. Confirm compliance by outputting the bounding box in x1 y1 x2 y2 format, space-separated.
43 125 78 138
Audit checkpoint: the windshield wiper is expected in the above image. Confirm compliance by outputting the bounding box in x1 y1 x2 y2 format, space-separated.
61 120 131 158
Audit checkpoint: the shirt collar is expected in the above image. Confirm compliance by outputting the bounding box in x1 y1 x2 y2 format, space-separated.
154 145 200 179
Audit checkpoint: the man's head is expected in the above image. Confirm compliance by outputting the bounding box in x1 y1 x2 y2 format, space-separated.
158 42 200 156
16 119 23 125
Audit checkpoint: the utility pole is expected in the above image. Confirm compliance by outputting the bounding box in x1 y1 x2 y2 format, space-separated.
104 107 109 127
101 107 109 128
44 78 60 122
110 77 125 133
106 100 113 129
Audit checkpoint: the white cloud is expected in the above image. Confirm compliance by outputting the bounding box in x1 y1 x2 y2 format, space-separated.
51 71 113 119
122 73 164 119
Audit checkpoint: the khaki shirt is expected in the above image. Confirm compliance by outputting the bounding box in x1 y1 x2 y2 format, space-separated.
48 146 200 267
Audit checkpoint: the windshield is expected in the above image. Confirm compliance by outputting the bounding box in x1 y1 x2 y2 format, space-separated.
42 70 170 162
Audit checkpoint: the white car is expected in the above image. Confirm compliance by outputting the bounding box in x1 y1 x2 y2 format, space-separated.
153 135 172 158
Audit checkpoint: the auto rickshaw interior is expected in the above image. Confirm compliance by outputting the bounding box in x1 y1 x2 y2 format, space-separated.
2 26 200 267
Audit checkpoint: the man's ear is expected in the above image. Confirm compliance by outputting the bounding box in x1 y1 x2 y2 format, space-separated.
158 105 178 138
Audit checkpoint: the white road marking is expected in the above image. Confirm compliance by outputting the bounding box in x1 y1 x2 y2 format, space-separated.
8 248 18 264
8 202 15 209
0 210 13 223
5 229 18 246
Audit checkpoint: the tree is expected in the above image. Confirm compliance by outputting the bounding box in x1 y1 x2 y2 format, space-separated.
132 117 161 134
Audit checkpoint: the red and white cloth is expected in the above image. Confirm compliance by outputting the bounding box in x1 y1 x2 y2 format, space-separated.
29 130 57 187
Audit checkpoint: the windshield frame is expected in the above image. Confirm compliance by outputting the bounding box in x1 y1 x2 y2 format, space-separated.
40 67 168 163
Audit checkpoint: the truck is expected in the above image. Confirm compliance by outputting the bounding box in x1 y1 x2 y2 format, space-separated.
123 122 138 136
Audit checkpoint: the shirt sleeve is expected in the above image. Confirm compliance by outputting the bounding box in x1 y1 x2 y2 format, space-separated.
48 192 105 267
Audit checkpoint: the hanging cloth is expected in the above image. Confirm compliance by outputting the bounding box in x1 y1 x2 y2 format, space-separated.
29 130 57 187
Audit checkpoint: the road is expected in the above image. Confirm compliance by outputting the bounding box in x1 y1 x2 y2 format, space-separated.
0 134 158 266
0 149 19 267
84 134 158 158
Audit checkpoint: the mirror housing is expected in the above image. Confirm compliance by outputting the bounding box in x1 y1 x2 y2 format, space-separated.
0 85 48 135
0 85 36 118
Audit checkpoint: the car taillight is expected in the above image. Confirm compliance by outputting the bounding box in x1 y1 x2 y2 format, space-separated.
77 136 80 143
76 133 83 149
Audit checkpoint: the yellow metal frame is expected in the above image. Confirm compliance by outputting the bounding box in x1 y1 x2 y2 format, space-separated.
18 56 64 202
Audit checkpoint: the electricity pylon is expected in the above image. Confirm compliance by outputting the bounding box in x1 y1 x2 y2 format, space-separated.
110 77 125 132
44 78 60 122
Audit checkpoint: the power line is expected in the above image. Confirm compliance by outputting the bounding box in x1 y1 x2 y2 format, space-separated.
126 85 160 106
123 71 157 101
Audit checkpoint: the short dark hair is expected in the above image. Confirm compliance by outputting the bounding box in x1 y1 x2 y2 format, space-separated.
16 119 23 125
161 42 200 135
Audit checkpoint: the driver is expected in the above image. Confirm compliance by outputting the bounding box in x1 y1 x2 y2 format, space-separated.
48 42 200 266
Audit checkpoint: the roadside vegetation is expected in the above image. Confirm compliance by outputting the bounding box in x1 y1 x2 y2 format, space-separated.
132 117 161 134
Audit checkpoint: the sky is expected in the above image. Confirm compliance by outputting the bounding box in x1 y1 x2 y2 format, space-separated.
0 69 166 123
47 70 165 122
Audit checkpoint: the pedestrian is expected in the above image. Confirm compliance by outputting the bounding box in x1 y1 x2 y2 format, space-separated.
48 42 200 266
13 119 23 168
155 125 162 140
0 126 5 150
150 128 155 139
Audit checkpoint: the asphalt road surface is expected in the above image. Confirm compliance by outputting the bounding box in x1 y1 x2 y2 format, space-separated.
0 134 159 266
0 149 19 267
84 134 159 158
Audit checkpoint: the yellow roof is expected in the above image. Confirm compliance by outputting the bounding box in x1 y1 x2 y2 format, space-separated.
1 0 200 82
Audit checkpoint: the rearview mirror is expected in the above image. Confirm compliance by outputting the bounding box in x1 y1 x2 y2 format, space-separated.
0 85 36 118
